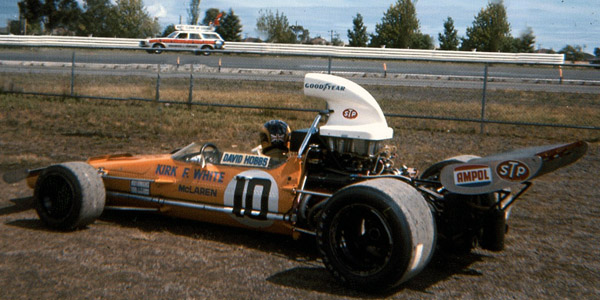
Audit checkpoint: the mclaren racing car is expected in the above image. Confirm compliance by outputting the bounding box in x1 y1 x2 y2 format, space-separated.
3 73 587 291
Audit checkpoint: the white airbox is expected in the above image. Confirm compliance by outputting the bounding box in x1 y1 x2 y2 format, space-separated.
304 73 393 156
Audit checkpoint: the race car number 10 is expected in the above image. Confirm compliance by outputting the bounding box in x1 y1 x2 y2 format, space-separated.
232 176 271 220
224 170 279 227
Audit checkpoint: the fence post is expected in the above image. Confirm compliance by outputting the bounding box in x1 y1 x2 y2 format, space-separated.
188 64 194 109
70 52 75 97
480 63 489 134
559 65 563 84
155 64 161 109
328 56 332 74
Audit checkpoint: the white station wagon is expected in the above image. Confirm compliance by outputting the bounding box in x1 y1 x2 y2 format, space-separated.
140 24 225 56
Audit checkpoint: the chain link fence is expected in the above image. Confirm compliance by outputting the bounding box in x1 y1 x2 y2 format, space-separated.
1 48 599 140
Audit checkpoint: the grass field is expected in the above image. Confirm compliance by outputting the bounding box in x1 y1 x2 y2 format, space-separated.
1 77 599 299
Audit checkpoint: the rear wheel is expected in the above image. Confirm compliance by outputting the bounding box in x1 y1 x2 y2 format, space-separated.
34 162 105 230
317 179 435 291
152 44 165 54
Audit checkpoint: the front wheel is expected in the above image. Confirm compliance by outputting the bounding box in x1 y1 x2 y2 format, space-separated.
317 178 436 291
34 162 105 230
200 45 212 56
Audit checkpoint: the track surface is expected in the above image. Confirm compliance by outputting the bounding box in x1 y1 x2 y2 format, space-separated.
2 48 599 84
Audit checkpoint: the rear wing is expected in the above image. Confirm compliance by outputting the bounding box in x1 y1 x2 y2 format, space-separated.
439 141 588 195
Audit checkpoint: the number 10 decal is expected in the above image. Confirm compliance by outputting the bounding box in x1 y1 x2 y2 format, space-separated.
233 177 271 220
224 170 279 228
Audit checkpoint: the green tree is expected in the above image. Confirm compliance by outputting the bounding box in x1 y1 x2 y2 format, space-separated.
331 32 344 46
78 0 117 37
438 17 459 50
18 0 82 34
593 47 599 57
370 0 420 49
256 9 296 43
42 0 59 31
8 20 23 34
508 27 536 53
347 13 369 47
559 45 585 63
55 0 83 33
202 8 223 26
460 0 512 52
113 0 160 38
290 25 310 43
162 24 176 37
217 9 243 41
187 0 201 25
412 33 434 49
17 0 46 34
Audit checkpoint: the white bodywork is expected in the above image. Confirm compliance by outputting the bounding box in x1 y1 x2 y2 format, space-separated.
304 73 393 141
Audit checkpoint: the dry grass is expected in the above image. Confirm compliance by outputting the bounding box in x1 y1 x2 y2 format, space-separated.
1 74 599 169
1 77 599 299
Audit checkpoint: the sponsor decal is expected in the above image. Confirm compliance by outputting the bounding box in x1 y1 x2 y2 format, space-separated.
156 164 177 176
453 165 492 187
496 160 530 182
178 184 218 197
191 169 224 183
221 152 270 168
130 180 150 195
156 164 225 183
304 82 346 91
342 108 358 119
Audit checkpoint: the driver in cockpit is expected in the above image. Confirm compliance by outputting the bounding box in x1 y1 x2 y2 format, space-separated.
255 120 291 161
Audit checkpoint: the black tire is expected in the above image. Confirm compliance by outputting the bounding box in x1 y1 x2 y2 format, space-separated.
34 162 105 230
200 45 212 56
317 178 436 291
480 208 506 251
152 44 165 54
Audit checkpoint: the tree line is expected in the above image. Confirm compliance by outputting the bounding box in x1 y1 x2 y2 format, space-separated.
348 0 545 54
10 0 597 60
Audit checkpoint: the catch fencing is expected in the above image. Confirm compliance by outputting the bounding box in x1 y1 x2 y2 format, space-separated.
0 36 599 133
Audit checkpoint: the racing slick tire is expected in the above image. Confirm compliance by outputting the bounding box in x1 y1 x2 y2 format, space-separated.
34 162 105 230
316 178 436 291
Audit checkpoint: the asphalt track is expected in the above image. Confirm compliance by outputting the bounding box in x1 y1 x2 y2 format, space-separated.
1 48 599 93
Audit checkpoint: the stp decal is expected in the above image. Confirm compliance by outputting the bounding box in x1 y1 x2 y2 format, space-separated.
453 165 492 187
342 108 358 119
497 160 530 182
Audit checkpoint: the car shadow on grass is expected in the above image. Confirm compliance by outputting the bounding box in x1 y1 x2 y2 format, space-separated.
265 251 488 297
98 209 489 297
4 204 489 297
98 208 322 261
0 197 34 216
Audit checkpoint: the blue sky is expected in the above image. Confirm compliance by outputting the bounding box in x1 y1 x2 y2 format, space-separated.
1 0 598 51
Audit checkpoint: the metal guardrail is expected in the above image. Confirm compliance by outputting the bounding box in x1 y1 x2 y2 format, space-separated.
0 34 565 64
2 35 597 132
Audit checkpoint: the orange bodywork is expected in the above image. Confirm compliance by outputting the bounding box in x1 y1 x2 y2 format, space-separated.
29 145 304 236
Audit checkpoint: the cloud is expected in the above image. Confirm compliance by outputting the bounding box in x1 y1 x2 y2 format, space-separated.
147 3 168 19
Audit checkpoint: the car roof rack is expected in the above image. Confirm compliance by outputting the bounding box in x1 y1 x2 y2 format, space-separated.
174 24 216 33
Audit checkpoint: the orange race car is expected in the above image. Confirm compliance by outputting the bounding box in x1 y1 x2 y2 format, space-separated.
4 73 588 292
